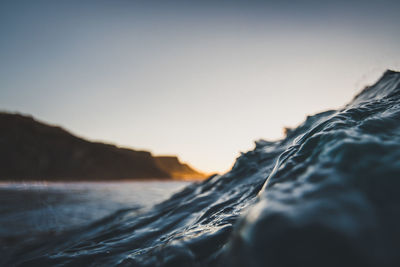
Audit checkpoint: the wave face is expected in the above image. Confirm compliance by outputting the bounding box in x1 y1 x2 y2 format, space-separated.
4 70 400 267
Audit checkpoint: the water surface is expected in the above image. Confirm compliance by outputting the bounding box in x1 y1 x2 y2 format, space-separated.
0 181 189 237
3 71 400 266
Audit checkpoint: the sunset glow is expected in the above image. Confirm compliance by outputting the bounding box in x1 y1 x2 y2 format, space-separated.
1 0 399 173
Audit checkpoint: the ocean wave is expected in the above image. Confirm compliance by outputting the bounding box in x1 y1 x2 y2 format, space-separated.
4 70 400 267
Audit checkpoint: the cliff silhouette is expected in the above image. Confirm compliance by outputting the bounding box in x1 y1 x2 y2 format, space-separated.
155 156 206 180
0 112 206 181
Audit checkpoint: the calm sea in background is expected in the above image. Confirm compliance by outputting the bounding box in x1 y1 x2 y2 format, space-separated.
0 181 190 236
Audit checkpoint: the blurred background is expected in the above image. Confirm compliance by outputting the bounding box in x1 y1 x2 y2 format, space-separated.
1 0 400 173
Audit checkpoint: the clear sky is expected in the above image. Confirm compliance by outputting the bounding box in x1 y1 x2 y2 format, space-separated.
1 0 400 173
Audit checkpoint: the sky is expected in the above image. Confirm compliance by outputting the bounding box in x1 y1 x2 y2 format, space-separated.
1 0 400 173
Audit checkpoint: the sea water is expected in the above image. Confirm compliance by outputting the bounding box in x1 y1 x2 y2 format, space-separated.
3 70 400 266
0 181 189 237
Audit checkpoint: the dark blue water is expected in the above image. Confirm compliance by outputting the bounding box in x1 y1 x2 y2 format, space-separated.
0 181 190 235
2 70 400 266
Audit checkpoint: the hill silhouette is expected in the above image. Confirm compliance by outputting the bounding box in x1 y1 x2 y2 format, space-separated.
0 112 205 181
154 156 206 180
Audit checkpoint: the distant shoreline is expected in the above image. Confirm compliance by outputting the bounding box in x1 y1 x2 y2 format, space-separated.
0 178 204 184
0 112 207 182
